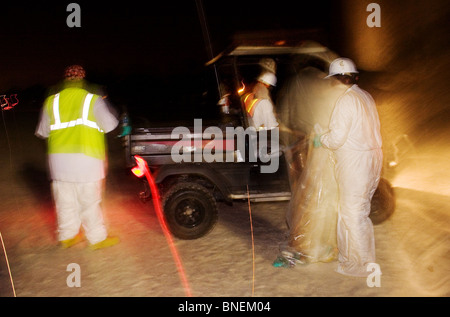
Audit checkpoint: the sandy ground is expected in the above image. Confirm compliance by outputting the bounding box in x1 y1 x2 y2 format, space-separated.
0 108 450 297
0 109 449 299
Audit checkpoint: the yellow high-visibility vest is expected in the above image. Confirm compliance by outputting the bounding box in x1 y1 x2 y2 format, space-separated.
45 87 106 160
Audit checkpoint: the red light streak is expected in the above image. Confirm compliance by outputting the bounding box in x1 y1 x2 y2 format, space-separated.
133 156 193 297
1 94 19 111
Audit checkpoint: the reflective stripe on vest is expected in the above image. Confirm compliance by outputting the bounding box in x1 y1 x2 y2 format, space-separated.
244 93 260 117
50 93 104 132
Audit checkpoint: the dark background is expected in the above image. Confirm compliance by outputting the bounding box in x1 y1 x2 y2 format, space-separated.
0 1 336 111
0 1 335 87
1 0 449 139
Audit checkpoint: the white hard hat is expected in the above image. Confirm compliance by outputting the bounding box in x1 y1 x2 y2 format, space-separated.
325 58 359 78
258 72 277 86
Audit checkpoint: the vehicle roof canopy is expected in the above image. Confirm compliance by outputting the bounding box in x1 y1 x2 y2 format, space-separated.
206 30 338 66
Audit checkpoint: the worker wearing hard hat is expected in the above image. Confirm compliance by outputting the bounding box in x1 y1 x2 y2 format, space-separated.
35 65 119 250
314 57 383 277
244 72 279 129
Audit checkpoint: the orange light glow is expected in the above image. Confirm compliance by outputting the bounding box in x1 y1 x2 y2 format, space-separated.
238 82 245 95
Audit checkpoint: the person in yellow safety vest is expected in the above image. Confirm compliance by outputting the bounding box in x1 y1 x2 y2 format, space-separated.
244 72 279 129
35 65 120 250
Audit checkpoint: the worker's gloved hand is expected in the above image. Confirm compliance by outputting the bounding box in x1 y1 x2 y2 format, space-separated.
117 125 132 138
313 134 322 148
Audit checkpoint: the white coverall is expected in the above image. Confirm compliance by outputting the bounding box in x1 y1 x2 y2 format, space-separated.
320 84 382 277
250 99 279 129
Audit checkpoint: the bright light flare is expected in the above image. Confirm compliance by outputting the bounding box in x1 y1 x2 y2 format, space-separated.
388 161 398 167
131 166 145 178
131 155 192 297
237 81 245 95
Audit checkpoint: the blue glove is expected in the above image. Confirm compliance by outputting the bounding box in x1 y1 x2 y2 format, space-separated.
313 134 322 148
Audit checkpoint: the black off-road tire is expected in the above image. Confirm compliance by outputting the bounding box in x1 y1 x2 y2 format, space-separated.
370 178 396 225
162 182 218 239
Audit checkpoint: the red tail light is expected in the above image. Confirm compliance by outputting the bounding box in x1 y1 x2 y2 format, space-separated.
131 166 144 177
131 155 147 177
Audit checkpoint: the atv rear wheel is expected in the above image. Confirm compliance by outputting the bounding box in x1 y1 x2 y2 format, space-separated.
163 182 218 239
370 178 395 225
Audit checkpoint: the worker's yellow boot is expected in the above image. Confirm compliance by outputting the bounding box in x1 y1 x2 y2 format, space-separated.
60 234 83 249
89 236 120 250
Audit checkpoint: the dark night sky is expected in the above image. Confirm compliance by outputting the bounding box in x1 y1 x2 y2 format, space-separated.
2 0 449 140
0 0 334 92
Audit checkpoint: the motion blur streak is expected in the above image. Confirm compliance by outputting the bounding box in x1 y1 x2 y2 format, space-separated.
133 156 193 297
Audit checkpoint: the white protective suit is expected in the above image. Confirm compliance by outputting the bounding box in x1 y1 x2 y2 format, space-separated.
250 99 279 129
320 84 383 277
